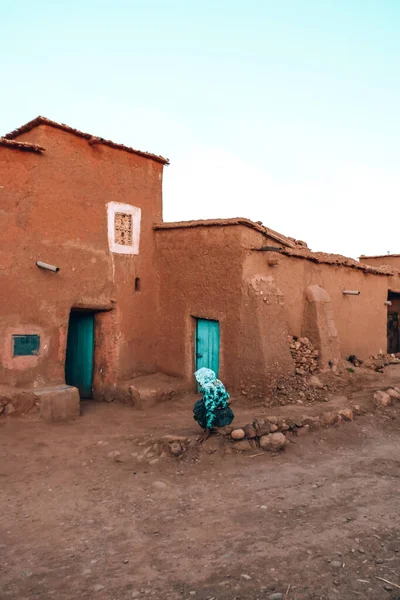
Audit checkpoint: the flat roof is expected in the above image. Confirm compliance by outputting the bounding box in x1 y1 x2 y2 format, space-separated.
154 218 306 249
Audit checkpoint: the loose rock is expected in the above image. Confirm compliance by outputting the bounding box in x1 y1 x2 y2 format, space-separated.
233 440 252 452
386 388 400 400
374 391 392 407
253 418 271 436
243 423 257 438
152 481 167 490
93 584 105 592
338 408 353 421
4 404 15 416
259 432 287 452
320 412 339 427
231 428 245 440
107 450 122 462
269 594 284 600
169 442 183 457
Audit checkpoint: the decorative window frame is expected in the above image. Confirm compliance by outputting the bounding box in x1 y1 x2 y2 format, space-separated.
107 202 141 255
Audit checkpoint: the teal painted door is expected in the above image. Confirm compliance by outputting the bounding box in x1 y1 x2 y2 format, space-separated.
65 311 94 398
196 319 220 378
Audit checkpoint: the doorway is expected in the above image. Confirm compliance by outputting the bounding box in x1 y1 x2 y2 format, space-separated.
387 291 400 354
195 318 220 379
65 310 95 398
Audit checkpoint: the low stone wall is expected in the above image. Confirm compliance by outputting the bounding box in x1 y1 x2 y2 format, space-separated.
222 406 359 452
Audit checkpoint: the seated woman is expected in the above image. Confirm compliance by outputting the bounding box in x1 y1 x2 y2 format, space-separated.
193 367 234 442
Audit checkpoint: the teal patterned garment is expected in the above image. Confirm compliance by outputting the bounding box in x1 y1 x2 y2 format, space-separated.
194 368 231 429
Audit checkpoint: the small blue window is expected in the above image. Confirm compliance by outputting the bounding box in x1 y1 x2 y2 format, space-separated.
13 335 40 357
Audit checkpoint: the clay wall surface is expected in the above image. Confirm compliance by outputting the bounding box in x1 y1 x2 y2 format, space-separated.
0 125 164 397
360 255 400 269
154 226 245 391
360 256 400 293
244 250 388 363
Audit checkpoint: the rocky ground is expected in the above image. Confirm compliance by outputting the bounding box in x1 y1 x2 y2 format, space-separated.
1 367 400 600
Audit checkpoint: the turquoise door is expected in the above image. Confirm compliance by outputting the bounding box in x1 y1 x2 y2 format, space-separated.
65 311 94 398
196 319 220 378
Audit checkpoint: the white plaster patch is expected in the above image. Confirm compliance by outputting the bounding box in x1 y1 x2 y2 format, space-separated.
107 202 141 255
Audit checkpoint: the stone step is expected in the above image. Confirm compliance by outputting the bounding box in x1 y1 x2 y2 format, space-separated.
125 372 186 410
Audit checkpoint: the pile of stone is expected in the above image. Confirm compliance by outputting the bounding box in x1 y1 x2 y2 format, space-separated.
289 336 319 375
266 373 336 407
364 354 400 372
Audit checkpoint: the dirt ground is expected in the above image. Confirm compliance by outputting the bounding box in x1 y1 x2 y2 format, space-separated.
1 369 400 600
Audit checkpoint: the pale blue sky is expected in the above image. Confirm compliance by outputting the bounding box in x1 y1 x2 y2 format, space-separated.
1 0 399 257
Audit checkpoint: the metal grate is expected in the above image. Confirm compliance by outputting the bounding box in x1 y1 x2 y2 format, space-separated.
114 212 133 246
13 334 40 356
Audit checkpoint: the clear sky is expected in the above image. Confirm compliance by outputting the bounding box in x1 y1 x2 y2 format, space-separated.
1 0 399 258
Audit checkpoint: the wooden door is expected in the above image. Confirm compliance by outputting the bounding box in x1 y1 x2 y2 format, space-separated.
195 319 220 377
65 311 94 398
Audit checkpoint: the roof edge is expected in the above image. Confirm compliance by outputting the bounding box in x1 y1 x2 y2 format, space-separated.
4 116 169 165
359 254 400 260
272 247 393 276
0 138 45 154
154 218 302 248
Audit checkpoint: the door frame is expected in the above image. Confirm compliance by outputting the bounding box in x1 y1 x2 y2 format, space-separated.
192 315 222 390
65 308 96 399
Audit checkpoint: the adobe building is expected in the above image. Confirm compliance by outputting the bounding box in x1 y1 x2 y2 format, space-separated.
155 222 392 397
0 116 398 416
359 254 400 354
0 117 168 416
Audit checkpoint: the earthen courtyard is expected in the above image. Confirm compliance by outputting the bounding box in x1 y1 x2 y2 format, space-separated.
1 364 400 600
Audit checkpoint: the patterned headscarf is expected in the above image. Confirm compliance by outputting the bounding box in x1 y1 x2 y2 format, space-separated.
194 368 217 388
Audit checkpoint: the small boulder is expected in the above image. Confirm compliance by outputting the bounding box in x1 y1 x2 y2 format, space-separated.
3 404 15 416
231 428 245 440
107 450 123 462
320 412 340 427
169 442 183 456
214 425 234 436
233 440 252 452
338 408 353 421
253 418 271 436
374 390 392 407
259 432 287 452
243 423 257 438
269 424 278 432
277 420 289 432
152 481 167 491
386 388 400 400
267 416 278 425
302 415 320 429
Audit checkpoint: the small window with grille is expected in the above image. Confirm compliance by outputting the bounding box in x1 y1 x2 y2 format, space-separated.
114 212 133 246
107 202 141 255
